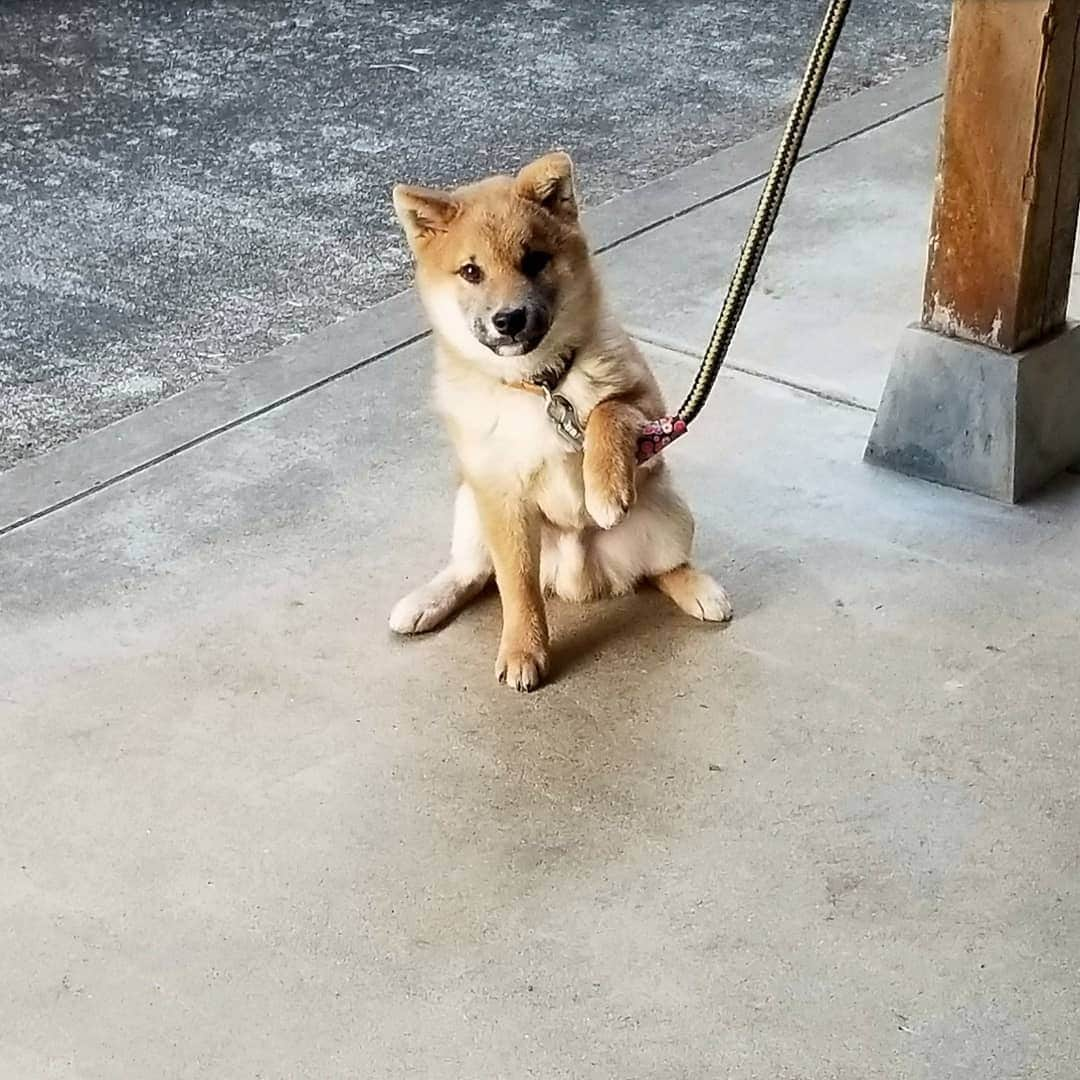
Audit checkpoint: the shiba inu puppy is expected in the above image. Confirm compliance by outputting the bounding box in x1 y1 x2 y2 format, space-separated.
389 152 731 691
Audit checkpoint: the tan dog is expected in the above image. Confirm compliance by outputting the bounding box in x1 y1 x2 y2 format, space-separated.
389 152 732 691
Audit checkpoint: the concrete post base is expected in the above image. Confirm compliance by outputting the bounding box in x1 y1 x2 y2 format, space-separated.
865 323 1080 502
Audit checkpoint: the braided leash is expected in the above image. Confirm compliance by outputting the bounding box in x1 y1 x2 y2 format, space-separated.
636 0 852 464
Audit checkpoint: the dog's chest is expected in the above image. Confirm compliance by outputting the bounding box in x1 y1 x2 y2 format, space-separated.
441 379 590 529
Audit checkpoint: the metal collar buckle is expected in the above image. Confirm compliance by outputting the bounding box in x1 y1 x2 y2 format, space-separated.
540 384 585 452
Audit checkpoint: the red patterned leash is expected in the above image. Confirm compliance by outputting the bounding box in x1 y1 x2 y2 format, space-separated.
636 417 688 464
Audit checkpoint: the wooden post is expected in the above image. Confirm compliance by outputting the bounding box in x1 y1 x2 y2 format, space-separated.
867 0 1080 501
923 0 1080 352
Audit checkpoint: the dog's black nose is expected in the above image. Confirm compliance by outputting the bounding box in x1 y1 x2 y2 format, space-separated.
492 307 528 337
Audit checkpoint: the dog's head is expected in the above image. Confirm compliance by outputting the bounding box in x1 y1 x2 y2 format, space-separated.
393 152 595 377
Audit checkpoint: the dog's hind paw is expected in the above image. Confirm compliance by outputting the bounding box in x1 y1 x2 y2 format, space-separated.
389 591 445 635
652 565 733 623
389 567 491 636
389 583 458 635
692 578 734 622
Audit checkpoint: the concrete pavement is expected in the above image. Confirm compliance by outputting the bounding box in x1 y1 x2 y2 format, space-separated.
3 60 1080 1078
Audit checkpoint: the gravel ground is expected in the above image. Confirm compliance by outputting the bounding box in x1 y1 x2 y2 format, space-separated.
0 0 951 468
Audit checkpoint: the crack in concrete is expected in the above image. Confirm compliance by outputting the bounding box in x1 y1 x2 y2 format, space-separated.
628 328 877 414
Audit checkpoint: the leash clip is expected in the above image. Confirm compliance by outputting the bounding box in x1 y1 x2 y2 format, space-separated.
541 385 585 452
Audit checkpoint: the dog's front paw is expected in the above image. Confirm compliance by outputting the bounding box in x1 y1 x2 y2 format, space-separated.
585 473 636 530
495 640 550 692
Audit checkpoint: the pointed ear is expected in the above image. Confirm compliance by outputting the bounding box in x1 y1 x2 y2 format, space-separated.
392 184 460 245
515 151 577 220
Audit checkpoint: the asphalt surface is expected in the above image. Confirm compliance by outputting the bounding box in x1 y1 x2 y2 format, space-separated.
0 0 951 469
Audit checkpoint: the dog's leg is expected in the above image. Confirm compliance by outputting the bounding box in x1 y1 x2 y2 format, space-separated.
642 481 732 622
583 400 644 530
652 563 733 623
389 485 493 634
474 489 549 692
591 469 734 621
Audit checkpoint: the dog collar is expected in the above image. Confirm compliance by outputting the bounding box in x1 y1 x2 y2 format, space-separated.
507 349 585 452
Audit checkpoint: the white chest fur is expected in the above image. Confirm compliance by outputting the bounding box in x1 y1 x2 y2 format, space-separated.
435 367 592 530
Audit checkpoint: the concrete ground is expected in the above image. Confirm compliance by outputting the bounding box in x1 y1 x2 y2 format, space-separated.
0 0 952 468
4 61 1080 1079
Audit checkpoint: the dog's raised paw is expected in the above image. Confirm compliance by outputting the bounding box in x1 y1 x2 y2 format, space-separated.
585 482 635 531
495 644 549 692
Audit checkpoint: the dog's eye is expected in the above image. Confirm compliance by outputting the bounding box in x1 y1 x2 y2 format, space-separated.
458 263 483 284
521 250 552 277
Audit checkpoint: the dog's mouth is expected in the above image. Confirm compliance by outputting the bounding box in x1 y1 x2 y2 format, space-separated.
489 336 542 357
474 310 551 358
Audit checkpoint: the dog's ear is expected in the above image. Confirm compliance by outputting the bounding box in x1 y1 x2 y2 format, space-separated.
515 152 577 221
392 184 460 245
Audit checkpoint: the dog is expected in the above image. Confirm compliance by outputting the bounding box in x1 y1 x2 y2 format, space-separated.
389 151 732 691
